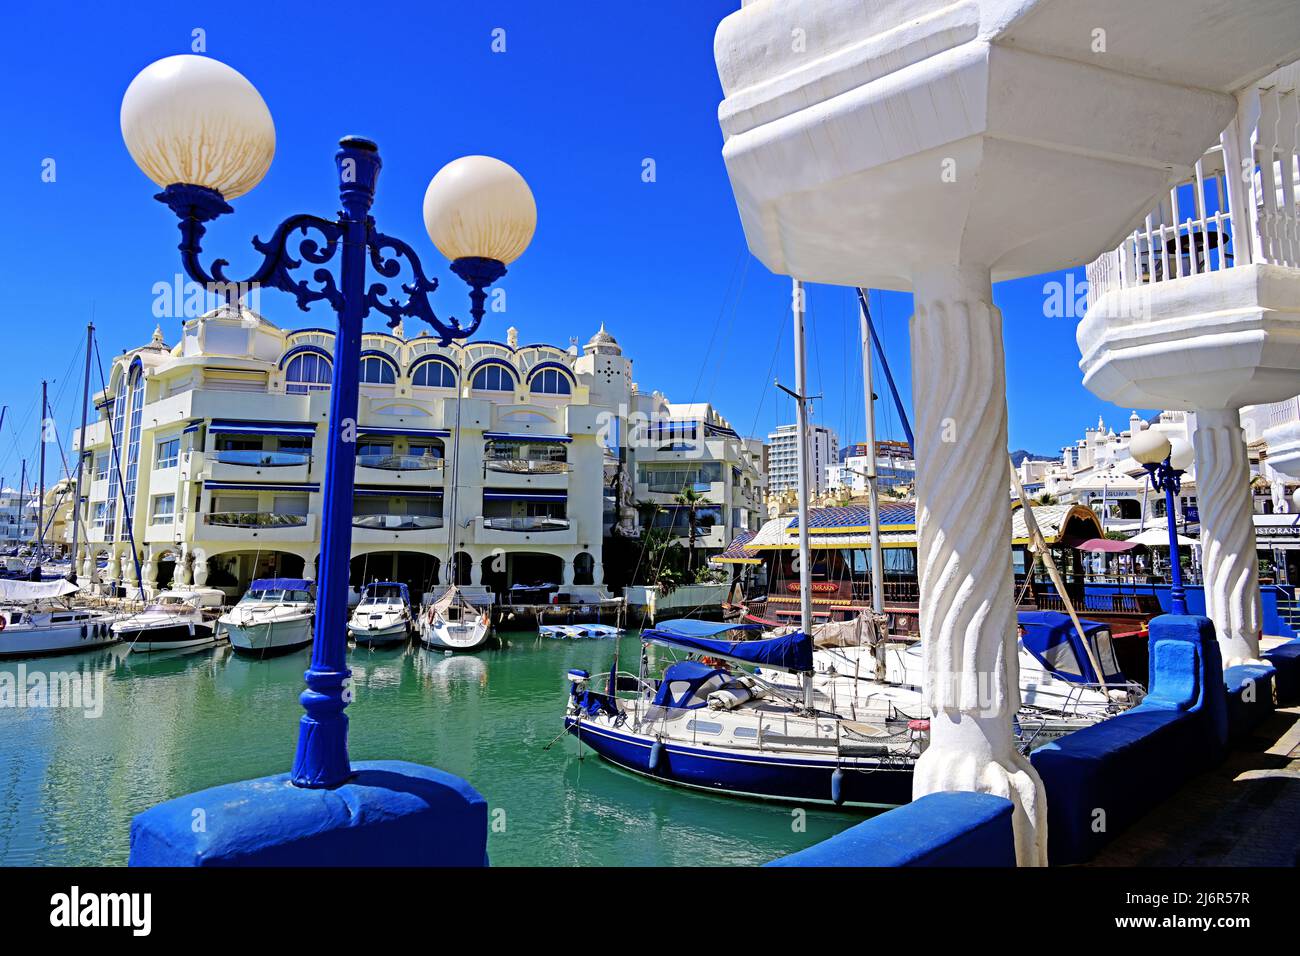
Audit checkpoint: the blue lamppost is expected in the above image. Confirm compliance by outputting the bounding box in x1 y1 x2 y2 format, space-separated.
1130 429 1196 615
121 54 536 788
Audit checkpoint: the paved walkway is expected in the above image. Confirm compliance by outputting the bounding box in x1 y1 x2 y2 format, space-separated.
1087 705 1300 866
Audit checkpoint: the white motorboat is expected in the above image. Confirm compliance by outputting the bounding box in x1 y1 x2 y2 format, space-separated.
419 586 491 652
219 578 315 657
348 581 413 646
0 578 120 659
115 588 226 653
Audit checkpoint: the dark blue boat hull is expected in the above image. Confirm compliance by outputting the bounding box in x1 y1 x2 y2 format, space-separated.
565 716 913 809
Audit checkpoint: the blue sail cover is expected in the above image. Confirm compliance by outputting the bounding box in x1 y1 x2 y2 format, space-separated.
251 578 313 592
364 581 410 604
1018 610 1125 685
643 619 813 673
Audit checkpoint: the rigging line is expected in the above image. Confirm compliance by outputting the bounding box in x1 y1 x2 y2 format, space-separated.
701 254 751 405
627 245 746 589
93 336 145 600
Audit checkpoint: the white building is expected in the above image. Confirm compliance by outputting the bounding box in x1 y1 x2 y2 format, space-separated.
826 440 915 497
0 486 39 551
767 422 837 498
627 393 766 560
69 311 762 600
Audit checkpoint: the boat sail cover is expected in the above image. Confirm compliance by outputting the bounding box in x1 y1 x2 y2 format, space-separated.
0 577 82 603
642 619 813 673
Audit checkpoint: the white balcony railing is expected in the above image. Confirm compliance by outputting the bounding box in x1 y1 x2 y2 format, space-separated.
205 511 308 529
481 516 570 532
352 514 444 531
1087 84 1300 308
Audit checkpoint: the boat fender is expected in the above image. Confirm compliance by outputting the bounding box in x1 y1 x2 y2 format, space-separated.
831 768 844 805
649 739 663 772
0 617 5 631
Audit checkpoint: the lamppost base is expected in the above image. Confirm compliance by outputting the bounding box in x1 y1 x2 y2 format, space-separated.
128 760 489 867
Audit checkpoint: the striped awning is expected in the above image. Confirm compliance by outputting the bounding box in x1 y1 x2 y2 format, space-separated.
208 419 317 438
206 481 319 492
357 426 450 438
483 432 571 443
483 491 567 502
712 530 760 565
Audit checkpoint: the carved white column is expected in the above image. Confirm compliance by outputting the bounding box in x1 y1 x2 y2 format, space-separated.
192 548 209 587
176 545 193 586
909 266 1047 867
1192 408 1262 666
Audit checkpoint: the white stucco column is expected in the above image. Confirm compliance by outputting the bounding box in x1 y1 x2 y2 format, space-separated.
561 558 575 587
469 555 482 587
1192 409 1263 666
192 549 208 587
909 265 1047 867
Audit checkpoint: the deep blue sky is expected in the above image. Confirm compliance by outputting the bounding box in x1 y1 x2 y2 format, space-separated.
0 0 1146 486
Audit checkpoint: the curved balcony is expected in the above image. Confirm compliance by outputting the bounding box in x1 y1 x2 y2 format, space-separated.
481 516 570 532
352 514 444 531
205 511 309 529
356 453 444 472
214 450 312 467
483 458 571 475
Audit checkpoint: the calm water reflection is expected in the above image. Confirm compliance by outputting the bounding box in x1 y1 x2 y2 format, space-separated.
0 634 857 865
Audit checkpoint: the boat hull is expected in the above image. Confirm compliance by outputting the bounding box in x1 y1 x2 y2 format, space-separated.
420 620 490 652
222 616 313 657
121 621 218 653
564 715 913 809
348 622 409 646
0 621 120 659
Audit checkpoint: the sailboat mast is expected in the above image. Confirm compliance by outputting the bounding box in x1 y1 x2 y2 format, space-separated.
37 380 47 568
18 459 26 550
445 352 466 591
69 324 94 582
859 295 886 630
791 279 814 710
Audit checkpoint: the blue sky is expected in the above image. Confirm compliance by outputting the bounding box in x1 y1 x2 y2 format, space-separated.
1 0 1148 486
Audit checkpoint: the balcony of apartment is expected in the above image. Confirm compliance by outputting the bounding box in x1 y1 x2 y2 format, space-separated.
481 435 571 489
355 451 446 487
1082 81 1300 409
201 446 315 484
474 489 575 545
195 509 318 544
351 489 445 544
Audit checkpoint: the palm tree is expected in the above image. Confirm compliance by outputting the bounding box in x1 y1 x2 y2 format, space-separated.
674 486 709 576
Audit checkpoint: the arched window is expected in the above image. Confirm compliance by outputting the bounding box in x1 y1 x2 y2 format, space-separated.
285 352 332 394
411 358 457 389
359 355 397 385
529 367 573 396
471 362 515 392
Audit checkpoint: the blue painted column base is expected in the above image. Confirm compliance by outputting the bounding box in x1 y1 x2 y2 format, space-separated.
128 760 488 867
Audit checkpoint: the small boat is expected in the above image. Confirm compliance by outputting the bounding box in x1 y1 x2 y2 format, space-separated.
219 578 315 657
115 588 226 653
419 586 491 652
563 620 922 809
348 581 413 646
539 623 624 639
0 578 120 659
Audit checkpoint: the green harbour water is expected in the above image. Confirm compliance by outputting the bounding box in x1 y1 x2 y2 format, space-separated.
0 632 858 866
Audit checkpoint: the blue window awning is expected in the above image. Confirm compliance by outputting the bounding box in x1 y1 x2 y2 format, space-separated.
483 491 567 502
205 481 319 492
353 487 444 498
182 419 203 434
483 432 572 444
357 426 450 439
209 419 317 438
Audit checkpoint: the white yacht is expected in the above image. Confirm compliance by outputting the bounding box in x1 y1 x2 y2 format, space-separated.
219 578 315 657
419 586 491 652
348 582 412 646
0 578 121 659
115 588 226 653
